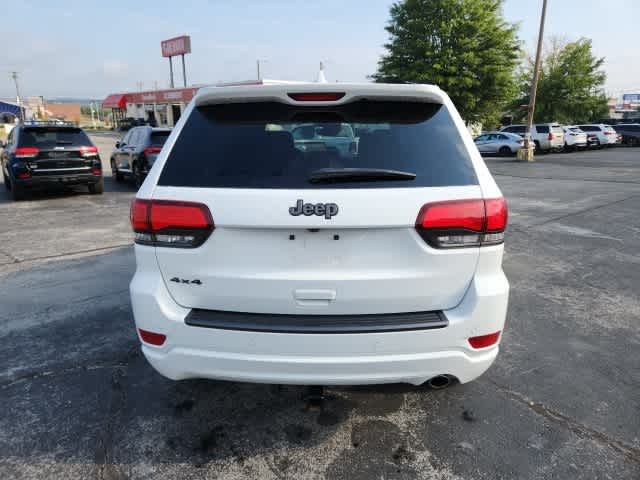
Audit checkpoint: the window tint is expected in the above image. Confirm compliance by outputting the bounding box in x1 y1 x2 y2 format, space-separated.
150 131 170 147
159 101 478 189
128 129 142 146
18 127 91 148
497 134 508 140
579 125 598 132
475 135 487 141
536 125 549 133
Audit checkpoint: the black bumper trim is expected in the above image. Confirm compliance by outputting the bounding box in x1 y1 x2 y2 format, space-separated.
185 309 448 334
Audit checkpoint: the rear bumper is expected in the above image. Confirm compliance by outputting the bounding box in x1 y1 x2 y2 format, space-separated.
130 246 509 386
16 172 101 188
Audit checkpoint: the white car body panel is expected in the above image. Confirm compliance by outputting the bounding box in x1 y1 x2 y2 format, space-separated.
131 82 509 385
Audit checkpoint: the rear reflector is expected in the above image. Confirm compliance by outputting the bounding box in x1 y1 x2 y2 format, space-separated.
15 147 39 158
468 331 501 349
130 199 214 248
287 92 345 102
415 198 507 248
138 328 166 346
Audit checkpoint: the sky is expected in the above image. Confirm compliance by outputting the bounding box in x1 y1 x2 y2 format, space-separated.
1 0 638 100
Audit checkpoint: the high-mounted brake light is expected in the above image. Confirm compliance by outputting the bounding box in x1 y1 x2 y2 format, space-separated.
15 147 39 158
468 331 501 349
144 146 162 155
415 198 507 248
79 145 98 157
130 199 214 248
287 92 345 102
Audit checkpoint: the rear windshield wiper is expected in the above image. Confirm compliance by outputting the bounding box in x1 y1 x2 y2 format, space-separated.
309 168 416 184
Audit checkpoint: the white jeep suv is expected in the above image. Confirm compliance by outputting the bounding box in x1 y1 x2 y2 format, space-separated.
129 83 509 387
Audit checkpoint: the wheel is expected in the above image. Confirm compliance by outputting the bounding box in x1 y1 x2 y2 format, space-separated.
564 142 572 152
111 159 123 181
534 141 541 153
2 167 10 191
88 178 104 194
11 181 26 201
498 146 511 156
132 163 144 189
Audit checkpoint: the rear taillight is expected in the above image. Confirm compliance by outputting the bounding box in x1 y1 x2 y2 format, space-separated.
130 199 214 248
17 171 32 179
91 167 102 176
604 131 614 136
138 328 166 346
548 132 554 140
79 145 98 157
469 331 501 349
415 198 507 248
15 147 39 158
287 92 345 102
144 146 162 155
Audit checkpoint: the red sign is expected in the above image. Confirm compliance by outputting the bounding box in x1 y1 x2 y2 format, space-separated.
161 35 191 57
126 87 199 104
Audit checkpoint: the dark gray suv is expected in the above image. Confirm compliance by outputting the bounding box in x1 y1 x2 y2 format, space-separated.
110 126 171 188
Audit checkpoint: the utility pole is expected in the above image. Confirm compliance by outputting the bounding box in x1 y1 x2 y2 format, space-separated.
519 0 548 162
10 71 23 122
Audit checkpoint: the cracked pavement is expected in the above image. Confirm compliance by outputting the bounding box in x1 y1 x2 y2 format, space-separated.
0 137 639 479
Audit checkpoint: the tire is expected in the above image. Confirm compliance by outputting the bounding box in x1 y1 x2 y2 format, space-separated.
2 168 10 191
534 141 542 153
563 142 571 153
111 159 123 182
11 181 26 201
88 178 104 194
498 146 511 156
132 163 144 189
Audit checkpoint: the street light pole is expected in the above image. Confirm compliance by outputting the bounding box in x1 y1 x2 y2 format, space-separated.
521 0 548 162
11 71 23 122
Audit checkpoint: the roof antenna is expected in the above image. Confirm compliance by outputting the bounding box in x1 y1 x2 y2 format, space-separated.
316 62 327 83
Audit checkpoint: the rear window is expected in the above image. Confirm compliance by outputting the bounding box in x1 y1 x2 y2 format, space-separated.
158 101 478 189
150 131 170 147
19 127 91 148
536 125 549 133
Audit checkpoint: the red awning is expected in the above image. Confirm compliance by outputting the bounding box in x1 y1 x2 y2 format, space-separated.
102 94 127 109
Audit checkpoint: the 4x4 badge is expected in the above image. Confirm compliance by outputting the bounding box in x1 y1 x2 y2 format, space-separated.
289 199 339 219
170 277 202 285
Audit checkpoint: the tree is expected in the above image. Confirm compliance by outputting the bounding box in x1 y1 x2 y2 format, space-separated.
511 38 608 123
372 0 521 125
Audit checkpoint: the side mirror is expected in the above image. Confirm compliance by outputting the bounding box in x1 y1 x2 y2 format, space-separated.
115 141 121 148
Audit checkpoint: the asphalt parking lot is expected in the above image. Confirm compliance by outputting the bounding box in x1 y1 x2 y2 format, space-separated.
1 136 639 479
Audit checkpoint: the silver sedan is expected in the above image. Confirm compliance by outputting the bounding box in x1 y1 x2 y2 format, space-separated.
474 132 524 155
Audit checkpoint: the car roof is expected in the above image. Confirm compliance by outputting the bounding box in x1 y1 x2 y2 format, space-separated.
194 82 447 107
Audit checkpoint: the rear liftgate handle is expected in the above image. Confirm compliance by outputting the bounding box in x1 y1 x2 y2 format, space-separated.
293 289 336 307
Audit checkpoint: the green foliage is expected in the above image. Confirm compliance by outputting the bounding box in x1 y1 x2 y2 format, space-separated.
511 38 608 123
372 0 521 125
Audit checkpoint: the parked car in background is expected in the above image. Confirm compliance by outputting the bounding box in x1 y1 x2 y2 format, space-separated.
499 123 564 152
474 132 523 155
1 121 103 200
562 126 588 151
612 124 640 146
577 124 619 147
291 123 357 159
111 126 171 187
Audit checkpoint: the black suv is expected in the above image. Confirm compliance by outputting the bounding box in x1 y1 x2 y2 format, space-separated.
1 122 103 201
110 126 171 188
613 124 640 146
